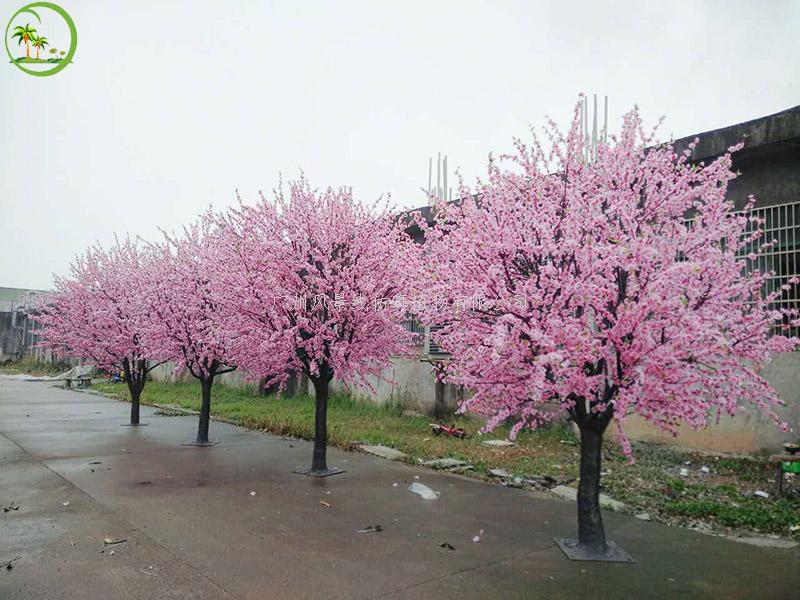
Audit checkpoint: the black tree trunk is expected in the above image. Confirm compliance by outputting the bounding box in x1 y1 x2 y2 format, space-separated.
122 357 145 426
129 387 141 425
311 376 329 473
577 425 606 552
196 376 214 444
434 378 445 420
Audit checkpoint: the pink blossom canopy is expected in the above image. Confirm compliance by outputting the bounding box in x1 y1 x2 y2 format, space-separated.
417 106 799 451
141 220 236 379
35 237 153 372
216 179 419 386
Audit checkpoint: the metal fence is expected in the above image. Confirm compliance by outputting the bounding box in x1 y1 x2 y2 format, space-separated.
738 201 800 338
427 324 448 356
401 315 425 347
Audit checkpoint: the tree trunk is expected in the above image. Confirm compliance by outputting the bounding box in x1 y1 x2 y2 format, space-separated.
129 387 141 425
434 378 445 420
577 426 606 552
122 357 143 426
311 377 329 473
196 376 213 444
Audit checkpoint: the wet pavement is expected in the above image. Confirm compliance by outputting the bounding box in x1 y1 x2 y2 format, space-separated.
1 378 798 599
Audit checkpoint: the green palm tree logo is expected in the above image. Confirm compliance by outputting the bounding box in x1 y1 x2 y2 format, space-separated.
31 33 47 58
10 22 36 58
5 2 77 77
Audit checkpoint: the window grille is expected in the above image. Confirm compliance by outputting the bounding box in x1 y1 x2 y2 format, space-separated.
737 201 800 338
427 324 448 356
401 314 425 347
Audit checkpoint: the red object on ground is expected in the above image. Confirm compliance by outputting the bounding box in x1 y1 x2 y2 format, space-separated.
430 423 469 439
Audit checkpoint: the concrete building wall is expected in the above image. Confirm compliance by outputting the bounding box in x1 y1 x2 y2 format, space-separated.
728 144 800 210
617 352 800 454
147 356 462 415
673 105 800 211
328 356 463 414
329 351 799 454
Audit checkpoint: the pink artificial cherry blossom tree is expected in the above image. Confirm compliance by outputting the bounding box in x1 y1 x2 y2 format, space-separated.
142 220 237 445
217 179 419 475
417 104 799 559
35 238 162 426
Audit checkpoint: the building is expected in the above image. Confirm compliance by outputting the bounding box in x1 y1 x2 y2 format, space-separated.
627 105 800 451
0 287 49 363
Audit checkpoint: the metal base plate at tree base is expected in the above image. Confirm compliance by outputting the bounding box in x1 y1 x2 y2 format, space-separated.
120 423 149 427
554 538 634 563
292 467 346 478
182 440 220 447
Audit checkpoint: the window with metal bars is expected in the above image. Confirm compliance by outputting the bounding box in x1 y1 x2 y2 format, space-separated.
427 324 448 356
682 201 799 339
401 314 425 347
737 201 800 338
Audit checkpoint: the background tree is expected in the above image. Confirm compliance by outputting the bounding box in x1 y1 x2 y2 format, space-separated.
49 47 57 60
59 50 66 58
142 220 236 445
34 238 161 425
217 179 419 475
11 23 37 58
32 34 48 59
417 104 799 559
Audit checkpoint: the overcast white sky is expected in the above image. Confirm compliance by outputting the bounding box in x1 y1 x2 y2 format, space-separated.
1 0 798 290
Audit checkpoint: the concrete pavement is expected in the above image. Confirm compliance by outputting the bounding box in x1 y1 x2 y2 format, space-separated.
1 378 798 599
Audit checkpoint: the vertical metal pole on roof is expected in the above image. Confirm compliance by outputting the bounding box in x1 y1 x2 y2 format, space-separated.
592 94 598 162
583 96 589 161
579 98 584 160
443 156 448 204
603 95 608 143
428 157 433 198
437 152 441 200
